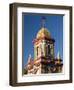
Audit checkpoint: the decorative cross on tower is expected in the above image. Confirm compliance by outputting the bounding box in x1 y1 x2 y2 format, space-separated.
41 16 46 28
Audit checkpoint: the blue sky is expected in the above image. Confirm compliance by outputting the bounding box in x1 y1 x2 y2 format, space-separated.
23 13 63 66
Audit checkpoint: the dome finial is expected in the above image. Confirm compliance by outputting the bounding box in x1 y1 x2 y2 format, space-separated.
36 17 51 39
41 16 46 28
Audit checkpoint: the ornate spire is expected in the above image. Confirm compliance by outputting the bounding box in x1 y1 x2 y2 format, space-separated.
28 54 32 63
57 52 61 59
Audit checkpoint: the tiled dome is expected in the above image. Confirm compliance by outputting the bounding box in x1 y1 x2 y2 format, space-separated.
36 27 51 39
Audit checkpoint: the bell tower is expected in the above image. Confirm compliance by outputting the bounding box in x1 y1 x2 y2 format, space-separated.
33 17 55 74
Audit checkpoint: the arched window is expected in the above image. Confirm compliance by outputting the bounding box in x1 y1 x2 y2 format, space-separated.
37 46 39 56
48 45 50 55
46 44 48 56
